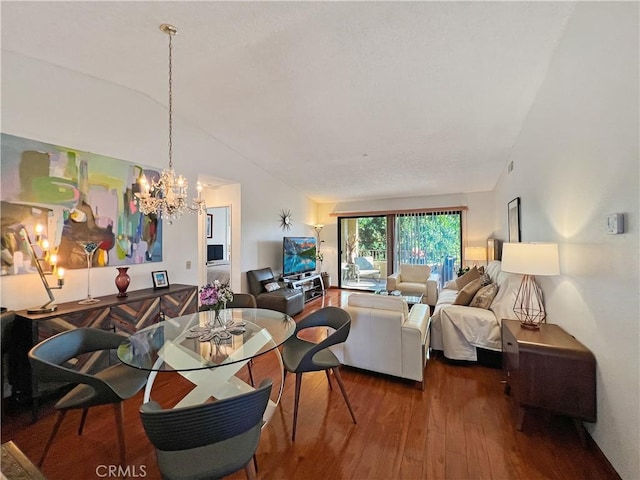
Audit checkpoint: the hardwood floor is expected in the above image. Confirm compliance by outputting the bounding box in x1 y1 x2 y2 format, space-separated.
2 289 618 480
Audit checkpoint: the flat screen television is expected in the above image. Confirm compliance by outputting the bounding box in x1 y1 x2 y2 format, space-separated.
207 244 224 262
283 236 316 277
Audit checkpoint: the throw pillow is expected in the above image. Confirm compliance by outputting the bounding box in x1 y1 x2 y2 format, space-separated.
480 273 492 286
469 283 499 309
261 278 281 292
453 277 483 306
263 281 281 292
455 266 480 290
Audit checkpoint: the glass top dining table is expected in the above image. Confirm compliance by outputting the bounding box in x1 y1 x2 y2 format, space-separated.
117 308 296 372
117 308 297 415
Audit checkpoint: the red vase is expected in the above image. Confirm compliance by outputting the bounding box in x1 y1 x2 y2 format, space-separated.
115 267 130 298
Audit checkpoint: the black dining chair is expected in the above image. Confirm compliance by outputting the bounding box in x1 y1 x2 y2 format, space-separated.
28 328 149 467
139 378 273 480
282 306 357 441
200 293 258 385
226 293 257 309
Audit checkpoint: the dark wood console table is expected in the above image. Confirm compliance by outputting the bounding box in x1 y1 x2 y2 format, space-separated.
502 319 596 445
10 284 197 421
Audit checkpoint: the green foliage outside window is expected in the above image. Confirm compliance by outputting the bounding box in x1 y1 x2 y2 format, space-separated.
352 212 461 270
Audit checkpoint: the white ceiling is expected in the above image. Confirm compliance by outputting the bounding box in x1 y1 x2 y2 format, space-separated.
1 1 576 203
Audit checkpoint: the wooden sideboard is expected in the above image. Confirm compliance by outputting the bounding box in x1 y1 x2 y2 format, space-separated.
10 284 197 420
501 319 596 444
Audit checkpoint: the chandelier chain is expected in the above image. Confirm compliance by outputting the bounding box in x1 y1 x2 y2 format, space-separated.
134 23 205 223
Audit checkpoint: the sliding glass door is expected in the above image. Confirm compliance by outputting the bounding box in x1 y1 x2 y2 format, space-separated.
338 216 388 291
339 210 462 291
394 211 462 286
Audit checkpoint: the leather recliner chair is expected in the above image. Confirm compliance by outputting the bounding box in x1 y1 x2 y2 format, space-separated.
246 268 304 317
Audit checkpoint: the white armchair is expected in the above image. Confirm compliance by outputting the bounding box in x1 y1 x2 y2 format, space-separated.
332 293 430 387
387 264 440 307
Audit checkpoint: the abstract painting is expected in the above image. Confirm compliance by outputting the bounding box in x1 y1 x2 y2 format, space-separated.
1 133 162 276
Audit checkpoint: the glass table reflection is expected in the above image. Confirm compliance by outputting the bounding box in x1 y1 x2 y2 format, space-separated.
117 308 296 421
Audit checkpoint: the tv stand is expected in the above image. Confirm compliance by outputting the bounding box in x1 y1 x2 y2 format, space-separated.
286 273 324 303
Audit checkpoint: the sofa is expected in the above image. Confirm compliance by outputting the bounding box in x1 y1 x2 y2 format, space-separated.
246 267 304 316
386 263 440 307
429 261 522 362
331 293 430 387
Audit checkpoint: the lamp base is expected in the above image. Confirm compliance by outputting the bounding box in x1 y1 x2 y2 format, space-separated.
27 305 58 314
519 321 541 330
513 275 547 329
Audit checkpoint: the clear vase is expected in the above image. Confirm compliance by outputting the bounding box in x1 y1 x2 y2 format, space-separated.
207 308 224 328
78 243 100 305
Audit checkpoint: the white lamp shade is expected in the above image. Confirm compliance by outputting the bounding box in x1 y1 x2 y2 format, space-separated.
465 246 487 262
501 243 560 276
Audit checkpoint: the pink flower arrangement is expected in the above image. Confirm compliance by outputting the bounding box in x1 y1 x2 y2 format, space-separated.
199 280 234 311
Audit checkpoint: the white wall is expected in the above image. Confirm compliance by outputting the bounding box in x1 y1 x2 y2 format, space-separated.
493 3 638 478
0 51 316 309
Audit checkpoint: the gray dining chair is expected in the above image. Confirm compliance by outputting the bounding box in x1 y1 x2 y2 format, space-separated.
282 306 357 441
226 293 257 309
139 378 273 480
28 328 149 467
199 292 258 385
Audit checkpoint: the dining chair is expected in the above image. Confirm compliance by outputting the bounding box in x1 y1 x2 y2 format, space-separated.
139 378 273 480
281 306 357 441
199 293 258 385
28 328 149 467
226 293 257 308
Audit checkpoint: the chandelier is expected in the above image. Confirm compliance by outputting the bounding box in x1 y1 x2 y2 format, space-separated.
136 24 205 223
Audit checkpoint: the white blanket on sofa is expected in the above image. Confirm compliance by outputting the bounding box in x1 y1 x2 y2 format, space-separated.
439 305 502 360
430 261 521 361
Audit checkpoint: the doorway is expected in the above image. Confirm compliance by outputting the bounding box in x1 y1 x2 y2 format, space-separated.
338 215 388 291
205 206 231 286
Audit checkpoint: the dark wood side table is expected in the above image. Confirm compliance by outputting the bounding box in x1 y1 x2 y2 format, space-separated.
502 319 596 445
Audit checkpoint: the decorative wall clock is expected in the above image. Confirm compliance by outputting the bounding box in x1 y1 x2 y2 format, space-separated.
279 209 293 230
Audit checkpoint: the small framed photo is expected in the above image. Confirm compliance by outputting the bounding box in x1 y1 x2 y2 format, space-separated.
152 270 170 289
206 214 213 239
508 197 521 242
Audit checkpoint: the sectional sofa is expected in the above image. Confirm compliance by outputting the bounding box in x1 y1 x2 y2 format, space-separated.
429 261 521 362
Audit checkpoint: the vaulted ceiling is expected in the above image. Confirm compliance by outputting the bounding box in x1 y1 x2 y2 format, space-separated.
1 1 576 203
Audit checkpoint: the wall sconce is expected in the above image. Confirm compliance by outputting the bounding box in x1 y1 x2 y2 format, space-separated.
21 225 65 314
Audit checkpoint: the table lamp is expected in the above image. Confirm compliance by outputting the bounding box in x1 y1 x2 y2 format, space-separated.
20 225 65 314
501 242 559 329
465 246 487 266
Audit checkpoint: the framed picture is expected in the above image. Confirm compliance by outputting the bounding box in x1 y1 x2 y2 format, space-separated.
206 214 213 239
487 238 503 261
508 197 521 242
152 270 170 289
